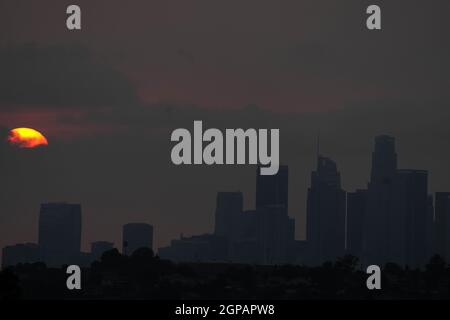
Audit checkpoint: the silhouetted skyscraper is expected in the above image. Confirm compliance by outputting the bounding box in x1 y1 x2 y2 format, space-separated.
122 223 153 255
231 210 260 264
256 206 295 264
434 192 450 261
363 136 432 268
214 192 243 240
307 156 346 265
255 165 294 264
363 135 397 266
38 203 81 266
256 165 288 214
346 189 367 258
391 170 430 268
426 194 434 261
370 135 397 184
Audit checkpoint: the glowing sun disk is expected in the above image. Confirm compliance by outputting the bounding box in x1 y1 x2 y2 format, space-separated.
8 127 49 148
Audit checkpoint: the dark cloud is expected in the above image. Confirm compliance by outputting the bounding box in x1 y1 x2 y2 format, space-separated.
1 1 449 111
0 44 137 109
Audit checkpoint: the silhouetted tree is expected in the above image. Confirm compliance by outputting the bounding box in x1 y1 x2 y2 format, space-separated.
0 269 21 300
335 255 359 273
384 262 404 276
100 248 128 268
425 255 447 290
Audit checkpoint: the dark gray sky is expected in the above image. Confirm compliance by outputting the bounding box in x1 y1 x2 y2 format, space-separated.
0 0 449 257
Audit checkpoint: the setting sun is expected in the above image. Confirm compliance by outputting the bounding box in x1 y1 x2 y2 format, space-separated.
8 127 49 148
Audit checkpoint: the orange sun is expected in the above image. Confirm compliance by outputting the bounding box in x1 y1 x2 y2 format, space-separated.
8 128 49 148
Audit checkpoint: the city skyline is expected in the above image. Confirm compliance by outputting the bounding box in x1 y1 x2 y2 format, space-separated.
3 134 450 269
0 0 449 270
1 0 450 308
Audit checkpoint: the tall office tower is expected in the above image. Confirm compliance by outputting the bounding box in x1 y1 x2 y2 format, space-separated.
306 156 346 265
122 223 153 255
363 135 397 267
255 206 295 265
91 241 114 260
426 195 434 262
391 170 430 268
346 189 367 258
231 210 260 264
434 192 450 260
214 191 243 241
38 203 82 266
370 135 398 184
256 165 288 214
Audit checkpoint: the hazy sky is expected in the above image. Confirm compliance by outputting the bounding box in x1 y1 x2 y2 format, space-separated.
0 1 449 258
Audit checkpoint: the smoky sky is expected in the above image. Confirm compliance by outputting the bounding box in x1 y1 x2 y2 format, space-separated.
0 0 449 259
0 45 137 108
